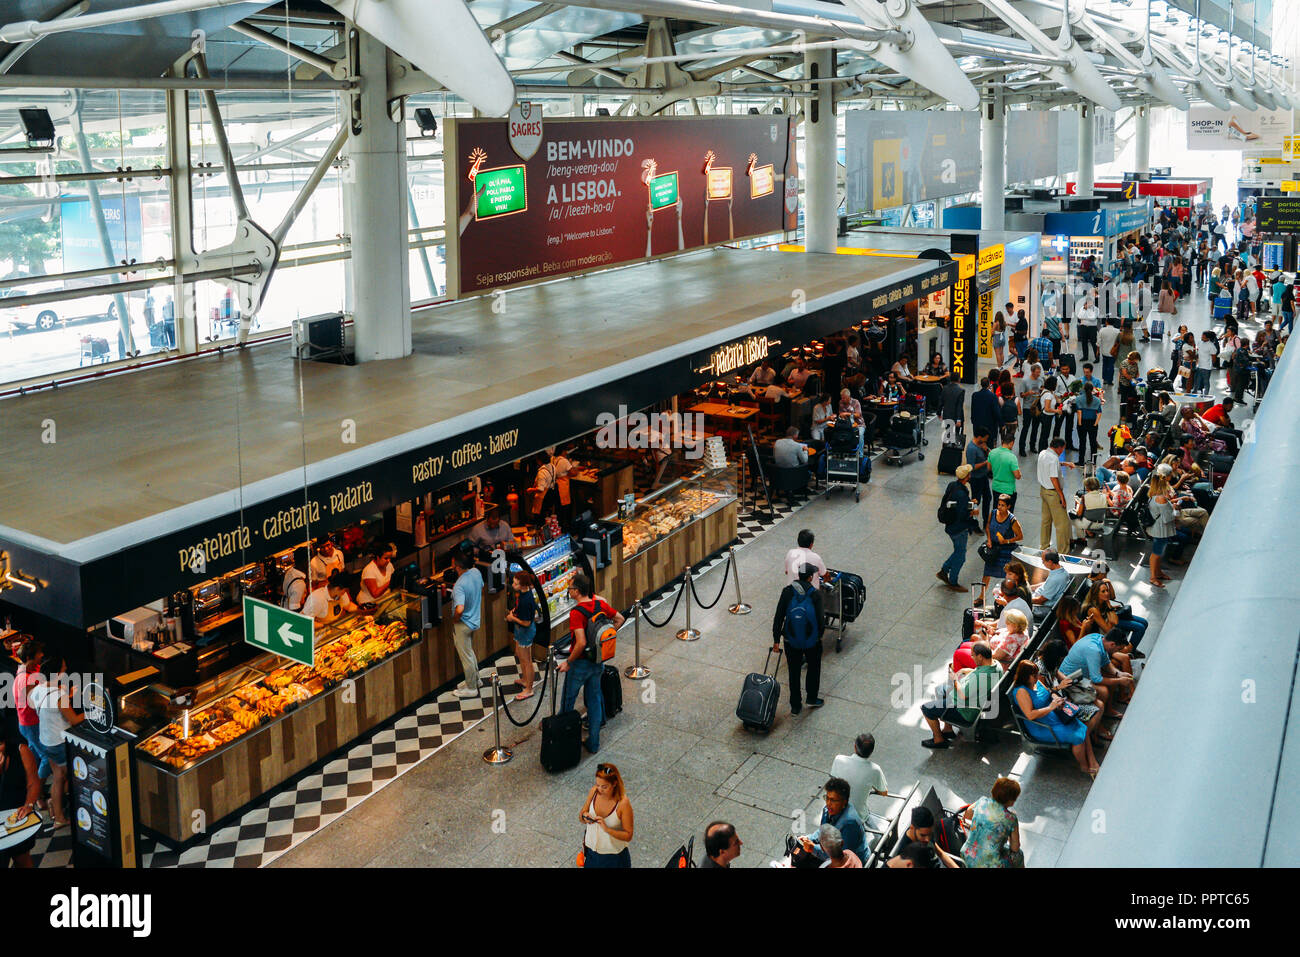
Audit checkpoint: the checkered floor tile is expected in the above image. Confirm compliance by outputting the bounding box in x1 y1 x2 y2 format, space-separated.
29 482 821 870
29 658 525 869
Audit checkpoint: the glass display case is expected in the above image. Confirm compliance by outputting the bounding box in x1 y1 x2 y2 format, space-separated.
131 592 422 773
523 535 581 624
612 465 737 559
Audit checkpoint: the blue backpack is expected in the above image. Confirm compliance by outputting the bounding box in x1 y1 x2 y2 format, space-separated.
783 583 819 649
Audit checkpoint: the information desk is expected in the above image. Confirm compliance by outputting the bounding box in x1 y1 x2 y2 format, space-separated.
132 590 515 846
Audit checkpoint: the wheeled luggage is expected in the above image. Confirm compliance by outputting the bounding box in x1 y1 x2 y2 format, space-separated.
824 568 865 623
937 444 963 475
1149 316 1166 339
540 710 582 772
601 664 623 718
737 647 782 732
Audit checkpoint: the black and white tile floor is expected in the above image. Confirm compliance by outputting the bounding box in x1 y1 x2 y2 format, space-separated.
29 495 818 869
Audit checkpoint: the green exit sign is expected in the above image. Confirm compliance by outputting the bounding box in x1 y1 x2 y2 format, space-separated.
649 171 679 209
243 595 314 666
475 165 528 219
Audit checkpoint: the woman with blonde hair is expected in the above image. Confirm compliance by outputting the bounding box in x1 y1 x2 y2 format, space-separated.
579 763 634 868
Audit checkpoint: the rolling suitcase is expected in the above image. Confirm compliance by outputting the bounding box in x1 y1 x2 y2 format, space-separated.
937 443 963 475
737 648 781 733
540 710 582 772
541 658 583 772
601 664 623 718
1149 316 1165 339
825 568 866 623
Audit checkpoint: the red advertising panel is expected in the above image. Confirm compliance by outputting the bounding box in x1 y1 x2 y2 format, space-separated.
444 113 799 297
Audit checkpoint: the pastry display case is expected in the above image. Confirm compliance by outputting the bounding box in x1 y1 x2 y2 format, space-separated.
614 466 737 559
133 594 421 773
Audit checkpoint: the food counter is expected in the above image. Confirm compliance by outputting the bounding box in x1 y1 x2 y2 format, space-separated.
597 466 738 610
132 587 516 846
567 454 636 518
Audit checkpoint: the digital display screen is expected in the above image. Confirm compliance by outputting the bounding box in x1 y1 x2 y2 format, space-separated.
475 164 528 220
1263 241 1285 270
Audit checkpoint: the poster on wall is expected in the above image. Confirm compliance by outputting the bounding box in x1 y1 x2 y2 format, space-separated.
443 112 797 297
1093 109 1116 165
844 110 981 215
1187 107 1293 152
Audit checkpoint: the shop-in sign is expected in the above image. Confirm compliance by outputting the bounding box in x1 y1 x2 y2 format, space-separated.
649 171 679 209
243 595 314 666
475 165 528 220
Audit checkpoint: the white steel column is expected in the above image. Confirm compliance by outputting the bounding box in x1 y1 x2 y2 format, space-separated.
165 85 198 354
348 29 411 362
1134 104 1151 174
803 48 837 254
1077 103 1095 198
981 96 1006 231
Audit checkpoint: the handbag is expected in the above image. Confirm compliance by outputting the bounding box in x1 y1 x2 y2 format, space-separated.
977 542 994 563
1061 676 1098 706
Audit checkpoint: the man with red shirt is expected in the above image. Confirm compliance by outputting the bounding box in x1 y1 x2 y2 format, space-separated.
1202 397 1235 427
559 573 625 754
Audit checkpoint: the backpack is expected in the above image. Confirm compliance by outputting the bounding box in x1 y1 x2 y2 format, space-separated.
574 600 618 663
782 582 820 649
938 484 957 524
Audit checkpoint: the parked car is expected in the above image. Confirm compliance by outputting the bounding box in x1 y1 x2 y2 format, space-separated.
0 285 124 334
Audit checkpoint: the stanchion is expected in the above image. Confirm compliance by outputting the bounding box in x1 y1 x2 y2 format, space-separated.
676 564 701 642
726 546 751 615
624 602 651 680
481 672 513 765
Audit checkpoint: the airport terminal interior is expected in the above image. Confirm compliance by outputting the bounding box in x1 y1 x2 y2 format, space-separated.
1 0 1298 887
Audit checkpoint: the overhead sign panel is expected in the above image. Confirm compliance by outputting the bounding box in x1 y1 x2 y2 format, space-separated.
1257 196 1300 233
1187 107 1293 152
844 110 981 214
444 115 797 297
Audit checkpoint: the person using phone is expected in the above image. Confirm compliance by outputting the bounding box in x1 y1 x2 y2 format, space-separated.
578 763 634 868
1011 660 1100 777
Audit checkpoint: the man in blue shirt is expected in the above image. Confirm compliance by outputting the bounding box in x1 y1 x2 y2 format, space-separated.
1059 628 1132 717
798 777 867 863
450 550 484 698
1031 550 1070 608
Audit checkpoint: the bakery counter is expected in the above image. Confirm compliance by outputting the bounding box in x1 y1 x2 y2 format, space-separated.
133 589 518 847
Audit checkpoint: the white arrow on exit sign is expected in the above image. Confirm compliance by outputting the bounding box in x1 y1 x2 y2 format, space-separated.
279 622 303 645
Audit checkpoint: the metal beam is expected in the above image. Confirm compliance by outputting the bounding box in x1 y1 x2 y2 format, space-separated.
0 0 87 74
545 0 904 43
0 73 353 90
227 21 344 77
271 124 348 245
193 53 249 222
0 0 262 42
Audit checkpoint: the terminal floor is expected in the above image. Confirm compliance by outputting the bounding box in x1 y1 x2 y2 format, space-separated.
272 299 1253 869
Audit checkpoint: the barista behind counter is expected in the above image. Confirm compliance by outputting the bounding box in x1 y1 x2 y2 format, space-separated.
467 505 517 555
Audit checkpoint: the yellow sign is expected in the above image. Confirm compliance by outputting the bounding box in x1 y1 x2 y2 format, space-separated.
957 253 976 280
872 138 902 210
978 291 993 359
951 274 972 383
1282 181 1300 193
977 244 1004 273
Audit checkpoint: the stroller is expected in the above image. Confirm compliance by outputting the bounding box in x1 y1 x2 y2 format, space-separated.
882 410 924 466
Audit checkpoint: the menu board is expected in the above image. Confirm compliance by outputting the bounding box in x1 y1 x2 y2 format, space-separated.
66 731 114 861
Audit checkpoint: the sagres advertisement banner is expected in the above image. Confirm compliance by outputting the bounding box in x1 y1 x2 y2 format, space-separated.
444 114 797 297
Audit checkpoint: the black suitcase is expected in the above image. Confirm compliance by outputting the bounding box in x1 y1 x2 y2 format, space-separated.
737 648 781 733
540 710 582 773
937 444 963 475
825 569 865 623
601 664 623 718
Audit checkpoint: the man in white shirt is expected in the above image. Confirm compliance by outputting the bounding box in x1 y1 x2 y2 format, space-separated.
301 574 357 623
784 528 826 589
764 382 791 403
1016 363 1044 457
1076 295 1100 362
749 360 777 386
309 539 344 587
786 357 812 391
1037 437 1073 551
978 579 1033 638
831 733 891 829
1097 319 1122 386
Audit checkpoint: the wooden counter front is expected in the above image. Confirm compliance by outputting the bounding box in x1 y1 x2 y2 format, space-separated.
134 587 516 847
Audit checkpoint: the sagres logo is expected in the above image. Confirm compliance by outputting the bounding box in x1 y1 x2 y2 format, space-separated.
50 888 151 938
508 101 543 161
594 406 705 459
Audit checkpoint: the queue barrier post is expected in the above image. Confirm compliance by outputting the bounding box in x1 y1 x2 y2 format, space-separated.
482 672 513 765
624 602 651 681
726 546 752 615
676 564 701 642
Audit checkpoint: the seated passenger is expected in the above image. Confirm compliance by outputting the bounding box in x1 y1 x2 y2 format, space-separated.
1058 627 1134 719
1031 550 1071 607
921 642 1001 749
889 807 959 869
798 777 867 864
1070 478 1110 546
953 608 1030 672
1106 472 1134 512
1011 660 1101 776
816 823 863 869
960 777 1024 868
976 579 1032 639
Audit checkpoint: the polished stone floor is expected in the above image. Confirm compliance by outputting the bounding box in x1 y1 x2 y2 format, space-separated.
274 290 1252 868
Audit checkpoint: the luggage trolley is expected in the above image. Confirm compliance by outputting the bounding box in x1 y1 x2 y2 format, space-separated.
823 415 865 502
821 567 865 653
